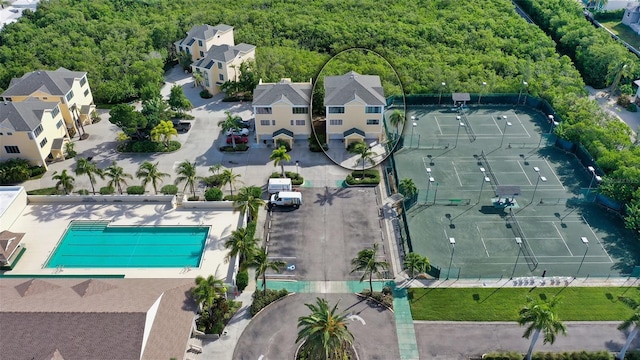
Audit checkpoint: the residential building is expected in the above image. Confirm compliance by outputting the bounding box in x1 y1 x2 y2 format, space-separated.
0 98 69 168
173 24 235 62
324 71 386 148
623 3 640 34
1 67 96 139
191 43 256 96
253 78 312 148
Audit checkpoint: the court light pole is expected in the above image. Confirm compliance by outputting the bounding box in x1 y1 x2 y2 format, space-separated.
446 237 456 280
499 120 512 148
455 116 465 148
517 81 528 105
439 82 446 105
478 81 487 105
576 236 589 278
510 237 523 279
547 115 556 134
410 121 417 148
426 169 434 203
586 166 602 198
531 167 547 204
478 170 491 204
295 160 299 175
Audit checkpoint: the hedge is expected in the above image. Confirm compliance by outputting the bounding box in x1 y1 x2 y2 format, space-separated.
346 169 380 185
250 289 289 316
160 184 178 195
236 269 249 292
118 140 181 153
269 171 304 185
100 186 115 195
483 350 622 359
126 185 145 195
219 144 249 152
205 187 223 201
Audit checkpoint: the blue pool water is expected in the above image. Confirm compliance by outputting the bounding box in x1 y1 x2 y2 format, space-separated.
46 222 208 268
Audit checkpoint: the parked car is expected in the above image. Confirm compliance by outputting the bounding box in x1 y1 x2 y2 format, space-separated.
236 118 251 129
226 135 249 144
225 127 249 136
174 121 191 133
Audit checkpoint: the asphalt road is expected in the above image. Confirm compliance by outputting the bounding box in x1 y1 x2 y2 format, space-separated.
266 187 388 281
233 293 400 360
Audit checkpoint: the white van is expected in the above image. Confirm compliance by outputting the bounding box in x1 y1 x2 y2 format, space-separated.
268 178 292 194
269 191 302 209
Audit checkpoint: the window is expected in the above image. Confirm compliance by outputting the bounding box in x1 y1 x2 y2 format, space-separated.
219 74 224 81
328 107 345 114
5 146 19 153
40 138 48 148
217 62 222 69
256 107 272 114
260 120 271 126
199 51 204 57
329 119 343 126
365 106 381 114
84 89 90 97
51 105 60 118
33 124 43 137
80 76 87 87
290 120 294 126
4 97 11 101
56 120 63 129
65 91 74 102
272 120 276 126
198 40 203 47
366 119 380 125
179 46 183 52
204 72 210 86
292 107 309 114
7 132 12 136
295 120 305 126
28 132 33 140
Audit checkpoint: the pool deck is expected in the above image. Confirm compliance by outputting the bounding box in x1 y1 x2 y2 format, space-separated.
5 202 241 279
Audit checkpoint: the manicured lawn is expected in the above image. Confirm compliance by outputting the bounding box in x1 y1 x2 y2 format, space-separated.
408 287 640 321
26 187 59 195
599 21 640 49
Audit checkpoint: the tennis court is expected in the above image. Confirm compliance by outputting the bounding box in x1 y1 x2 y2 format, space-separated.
393 106 637 278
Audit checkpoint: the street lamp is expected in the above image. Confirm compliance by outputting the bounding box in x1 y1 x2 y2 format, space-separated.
499 120 512 148
295 160 299 175
478 171 491 204
446 237 456 280
547 115 556 134
455 116 465 148
439 82 446 105
518 81 528 105
410 122 417 148
531 167 547 204
478 81 487 105
510 237 523 279
426 168 434 203
576 236 589 278
586 166 602 197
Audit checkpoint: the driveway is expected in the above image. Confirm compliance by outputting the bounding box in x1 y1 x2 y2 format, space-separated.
266 187 389 281
233 293 400 360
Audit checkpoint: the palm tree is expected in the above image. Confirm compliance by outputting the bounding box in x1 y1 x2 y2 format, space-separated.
388 109 405 135
224 227 259 267
296 297 355 360
219 168 242 196
136 161 169 194
174 160 201 198
398 178 417 198
218 111 242 148
518 296 567 360
248 246 285 296
616 296 640 360
233 186 265 221
403 252 431 278
350 243 390 295
150 119 178 148
270 146 291 178
52 170 75 195
191 275 226 313
104 161 133 194
193 71 204 89
348 142 377 177
209 163 223 176
74 157 104 195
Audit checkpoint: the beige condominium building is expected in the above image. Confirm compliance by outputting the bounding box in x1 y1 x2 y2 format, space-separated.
178 24 256 96
1 67 96 140
252 78 312 148
324 71 386 148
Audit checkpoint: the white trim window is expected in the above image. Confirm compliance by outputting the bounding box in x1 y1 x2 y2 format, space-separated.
328 107 344 114
260 120 270 126
366 119 380 125
329 119 343 126
365 106 381 114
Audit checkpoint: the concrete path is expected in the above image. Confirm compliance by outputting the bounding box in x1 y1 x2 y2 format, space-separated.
586 85 640 139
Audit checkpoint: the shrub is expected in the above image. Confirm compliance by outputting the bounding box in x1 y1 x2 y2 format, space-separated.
236 269 249 292
360 289 394 309
219 144 249 152
269 171 304 185
246 220 257 238
200 90 212 98
276 139 291 152
308 134 328 152
29 166 46 177
118 140 181 153
205 187 223 201
77 189 90 195
223 194 239 201
127 185 145 195
482 352 523 360
620 84 635 96
617 95 632 108
203 174 224 188
160 184 178 195
100 186 115 195
346 169 380 185
250 288 289 316
627 103 637 112
0 158 31 184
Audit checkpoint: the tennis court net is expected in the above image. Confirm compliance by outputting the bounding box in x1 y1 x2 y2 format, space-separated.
459 110 476 141
508 209 539 270
479 150 498 191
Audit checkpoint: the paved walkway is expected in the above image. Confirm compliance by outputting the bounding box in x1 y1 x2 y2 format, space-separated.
393 287 420 360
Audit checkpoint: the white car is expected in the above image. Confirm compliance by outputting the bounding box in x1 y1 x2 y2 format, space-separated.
225 128 249 136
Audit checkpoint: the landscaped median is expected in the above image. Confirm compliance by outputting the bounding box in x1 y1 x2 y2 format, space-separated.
408 287 639 321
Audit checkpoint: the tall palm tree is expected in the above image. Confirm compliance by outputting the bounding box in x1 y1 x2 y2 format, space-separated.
209 163 223 176
74 157 104 195
350 243 390 295
270 146 291 178
104 161 133 194
218 111 242 148
136 161 169 194
174 160 201 198
398 178 417 198
52 170 75 195
220 168 242 196
191 275 226 313
518 296 567 360
233 186 265 221
388 109 405 135
224 227 259 267
403 252 431 278
248 246 285 296
296 297 355 360
616 296 640 360
192 71 204 89
348 142 377 177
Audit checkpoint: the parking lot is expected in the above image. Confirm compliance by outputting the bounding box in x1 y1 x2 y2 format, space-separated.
266 187 390 281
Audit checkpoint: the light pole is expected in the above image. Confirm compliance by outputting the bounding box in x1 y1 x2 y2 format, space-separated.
439 82 446 105
517 81 528 105
499 120 512 148
531 167 547 204
510 237 523 279
426 168 434 203
446 237 456 280
296 160 299 175
576 236 589 278
478 170 491 204
547 115 556 134
586 166 602 197
478 81 487 105
410 121 417 148
455 116 464 148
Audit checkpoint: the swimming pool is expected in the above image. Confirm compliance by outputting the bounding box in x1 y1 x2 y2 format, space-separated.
46 221 208 268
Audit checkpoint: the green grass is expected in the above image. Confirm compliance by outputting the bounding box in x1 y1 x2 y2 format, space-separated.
26 187 59 195
599 21 640 49
408 287 640 321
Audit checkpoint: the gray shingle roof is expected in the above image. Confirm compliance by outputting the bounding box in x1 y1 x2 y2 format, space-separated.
174 24 234 47
343 127 365 137
0 98 59 132
324 71 385 106
193 43 256 68
273 128 294 138
2 67 86 97
253 79 312 106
